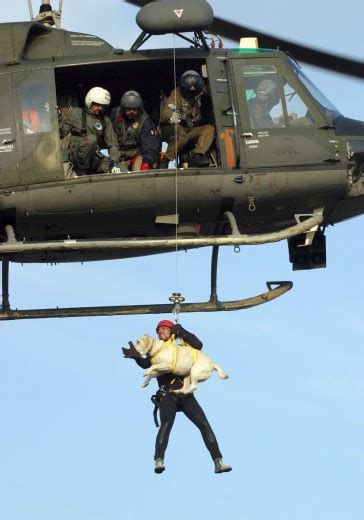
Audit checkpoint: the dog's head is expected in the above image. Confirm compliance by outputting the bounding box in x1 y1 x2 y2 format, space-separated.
134 334 155 356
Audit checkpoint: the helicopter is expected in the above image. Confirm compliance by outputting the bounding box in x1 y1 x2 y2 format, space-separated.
0 0 363 321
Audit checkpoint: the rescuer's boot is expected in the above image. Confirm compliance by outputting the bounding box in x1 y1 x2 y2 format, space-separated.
214 458 232 474
154 458 165 474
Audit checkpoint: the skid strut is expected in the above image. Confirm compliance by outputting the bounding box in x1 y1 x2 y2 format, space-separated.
0 246 292 321
0 208 318 320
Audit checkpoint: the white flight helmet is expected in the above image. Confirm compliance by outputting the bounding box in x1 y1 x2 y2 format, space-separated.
85 87 111 110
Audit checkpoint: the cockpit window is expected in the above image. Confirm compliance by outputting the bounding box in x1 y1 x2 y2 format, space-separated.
288 58 341 124
283 77 316 126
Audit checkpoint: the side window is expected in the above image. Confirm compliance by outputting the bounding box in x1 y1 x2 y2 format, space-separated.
283 77 316 126
20 82 51 135
243 65 285 130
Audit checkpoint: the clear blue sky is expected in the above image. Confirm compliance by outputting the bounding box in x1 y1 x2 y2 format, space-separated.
1 1 363 519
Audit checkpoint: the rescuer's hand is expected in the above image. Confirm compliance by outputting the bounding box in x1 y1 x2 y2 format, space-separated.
170 324 183 337
169 111 181 125
122 341 141 359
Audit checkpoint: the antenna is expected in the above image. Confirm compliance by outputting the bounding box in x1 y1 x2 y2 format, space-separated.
27 0 35 20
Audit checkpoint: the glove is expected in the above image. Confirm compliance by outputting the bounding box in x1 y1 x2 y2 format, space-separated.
169 111 181 125
110 161 121 174
122 341 141 359
140 162 150 171
170 324 184 337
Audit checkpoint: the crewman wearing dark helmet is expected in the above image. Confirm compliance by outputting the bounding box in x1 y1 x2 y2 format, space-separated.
111 90 160 171
159 70 215 168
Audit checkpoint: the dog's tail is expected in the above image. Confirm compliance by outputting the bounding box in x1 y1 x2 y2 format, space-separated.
213 363 229 380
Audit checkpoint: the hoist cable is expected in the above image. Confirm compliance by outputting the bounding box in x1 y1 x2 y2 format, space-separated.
172 34 179 301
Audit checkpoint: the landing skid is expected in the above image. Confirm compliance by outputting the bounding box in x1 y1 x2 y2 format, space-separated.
0 246 293 321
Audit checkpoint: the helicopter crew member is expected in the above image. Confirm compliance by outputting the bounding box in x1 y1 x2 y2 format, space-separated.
59 87 121 175
122 319 232 475
248 79 281 129
111 90 160 171
159 70 215 168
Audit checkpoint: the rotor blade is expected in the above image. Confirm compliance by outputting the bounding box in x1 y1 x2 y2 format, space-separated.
209 17 364 79
124 0 364 79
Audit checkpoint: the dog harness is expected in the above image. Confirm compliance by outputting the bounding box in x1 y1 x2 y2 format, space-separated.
150 337 198 373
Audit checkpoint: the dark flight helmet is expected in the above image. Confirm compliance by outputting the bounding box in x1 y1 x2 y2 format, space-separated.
120 90 143 109
179 70 205 97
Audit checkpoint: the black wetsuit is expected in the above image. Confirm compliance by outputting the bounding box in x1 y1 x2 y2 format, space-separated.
136 327 222 461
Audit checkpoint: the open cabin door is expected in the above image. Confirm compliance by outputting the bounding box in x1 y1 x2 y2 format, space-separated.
11 68 63 185
229 57 338 169
0 73 18 188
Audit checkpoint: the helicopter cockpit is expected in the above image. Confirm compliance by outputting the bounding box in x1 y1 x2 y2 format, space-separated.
287 58 341 125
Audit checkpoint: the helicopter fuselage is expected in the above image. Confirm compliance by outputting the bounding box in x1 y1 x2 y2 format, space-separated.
0 22 363 265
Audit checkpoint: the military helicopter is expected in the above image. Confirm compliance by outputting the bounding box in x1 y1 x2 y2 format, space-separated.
0 0 364 321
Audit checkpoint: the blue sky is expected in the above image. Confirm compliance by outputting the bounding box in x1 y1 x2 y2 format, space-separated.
1 1 364 519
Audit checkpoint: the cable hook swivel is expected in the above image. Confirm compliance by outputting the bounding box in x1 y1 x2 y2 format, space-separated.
169 292 185 323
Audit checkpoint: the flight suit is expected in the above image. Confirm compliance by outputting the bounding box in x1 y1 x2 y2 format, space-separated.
59 107 120 174
159 87 215 162
248 99 277 129
111 108 160 171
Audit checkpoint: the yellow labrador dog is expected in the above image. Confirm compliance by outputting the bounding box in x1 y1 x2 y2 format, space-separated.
134 334 229 394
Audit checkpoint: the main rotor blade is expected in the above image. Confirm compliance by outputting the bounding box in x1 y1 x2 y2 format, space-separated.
124 0 364 79
210 17 364 79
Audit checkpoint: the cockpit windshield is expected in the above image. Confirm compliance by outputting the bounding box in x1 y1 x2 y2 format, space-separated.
288 58 341 124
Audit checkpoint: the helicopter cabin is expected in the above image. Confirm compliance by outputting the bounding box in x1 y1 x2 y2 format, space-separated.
0 19 354 257
0 21 344 188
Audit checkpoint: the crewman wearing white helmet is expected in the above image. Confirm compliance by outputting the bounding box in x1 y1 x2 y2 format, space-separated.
59 86 121 175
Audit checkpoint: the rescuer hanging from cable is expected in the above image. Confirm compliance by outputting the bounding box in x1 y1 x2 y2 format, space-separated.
122 319 232 474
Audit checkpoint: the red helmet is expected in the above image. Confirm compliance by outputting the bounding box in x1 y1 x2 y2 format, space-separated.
156 319 174 332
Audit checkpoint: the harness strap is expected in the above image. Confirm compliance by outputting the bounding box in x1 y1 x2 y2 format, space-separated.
172 342 178 372
150 338 174 365
191 347 198 364
81 108 87 135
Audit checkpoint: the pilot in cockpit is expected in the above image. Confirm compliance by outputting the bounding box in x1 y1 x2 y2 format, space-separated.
248 79 281 129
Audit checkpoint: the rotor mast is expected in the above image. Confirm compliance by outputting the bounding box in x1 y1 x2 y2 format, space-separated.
29 0 63 28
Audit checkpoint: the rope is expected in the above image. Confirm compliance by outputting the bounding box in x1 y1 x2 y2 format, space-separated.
172 34 179 298
171 34 181 323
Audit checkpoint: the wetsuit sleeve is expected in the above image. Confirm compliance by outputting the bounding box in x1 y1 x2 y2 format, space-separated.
104 117 121 163
135 357 151 369
140 118 160 165
178 327 203 350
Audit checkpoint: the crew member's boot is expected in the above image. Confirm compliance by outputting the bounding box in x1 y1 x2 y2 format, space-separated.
214 458 232 474
159 157 170 169
189 152 210 167
154 458 165 474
